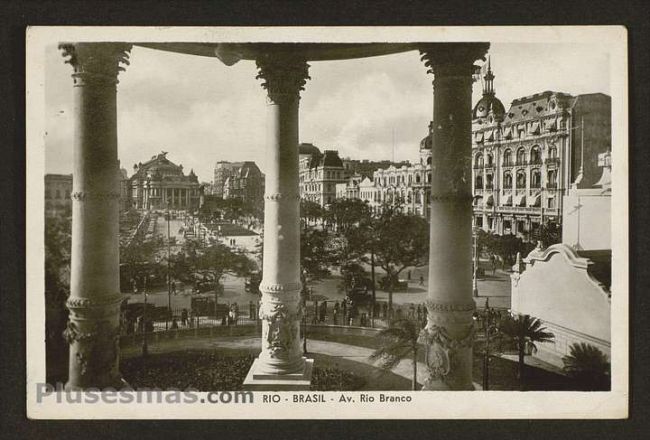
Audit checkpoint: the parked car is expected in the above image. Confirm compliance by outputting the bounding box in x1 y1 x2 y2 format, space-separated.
378 276 408 292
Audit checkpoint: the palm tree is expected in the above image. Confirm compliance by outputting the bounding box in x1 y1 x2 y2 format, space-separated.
562 342 610 391
500 313 554 388
369 319 421 390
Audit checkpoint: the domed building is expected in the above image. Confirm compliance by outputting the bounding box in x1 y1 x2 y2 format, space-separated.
129 151 202 211
471 61 612 241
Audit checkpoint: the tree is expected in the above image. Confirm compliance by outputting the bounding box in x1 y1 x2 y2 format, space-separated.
325 198 371 233
369 319 421 390
534 221 562 248
372 206 429 311
499 313 555 388
300 200 323 230
44 209 72 378
191 243 256 312
562 342 610 391
300 227 332 297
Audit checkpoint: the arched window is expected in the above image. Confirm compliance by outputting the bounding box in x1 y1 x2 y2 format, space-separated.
503 149 512 166
547 170 557 188
516 170 527 188
531 169 541 188
503 171 513 189
548 146 558 158
426 157 432 166
475 153 484 168
486 174 494 189
516 148 526 166
427 173 432 184
530 146 541 164
475 175 483 189
415 174 421 184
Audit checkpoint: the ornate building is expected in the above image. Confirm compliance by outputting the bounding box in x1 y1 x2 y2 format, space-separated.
129 152 202 211
335 123 433 219
44 173 72 217
222 161 264 207
298 143 347 206
471 62 611 239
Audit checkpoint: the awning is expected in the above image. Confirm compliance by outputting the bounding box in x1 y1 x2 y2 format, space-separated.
514 194 526 206
503 126 513 139
544 118 557 131
475 132 484 143
473 195 483 206
529 193 541 207
486 129 495 141
528 121 541 135
502 194 512 206
484 194 494 207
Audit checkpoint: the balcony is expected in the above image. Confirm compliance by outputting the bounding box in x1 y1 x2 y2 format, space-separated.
546 183 558 189
545 157 560 166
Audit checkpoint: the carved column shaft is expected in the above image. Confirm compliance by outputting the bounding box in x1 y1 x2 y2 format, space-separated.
419 43 489 391
60 43 131 389
255 56 310 375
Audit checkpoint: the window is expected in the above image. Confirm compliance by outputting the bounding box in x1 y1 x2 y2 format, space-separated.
55 189 61 199
486 154 493 167
503 172 513 189
516 148 526 166
416 174 421 184
516 170 527 188
475 175 483 189
426 157 432 166
475 153 484 168
530 146 542 164
427 173 431 184
503 149 512 166
531 169 541 188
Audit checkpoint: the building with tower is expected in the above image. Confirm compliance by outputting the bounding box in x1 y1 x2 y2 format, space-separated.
129 152 202 211
471 60 611 240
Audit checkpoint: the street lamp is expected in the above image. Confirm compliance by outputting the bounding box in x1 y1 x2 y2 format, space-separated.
473 298 497 390
473 226 480 298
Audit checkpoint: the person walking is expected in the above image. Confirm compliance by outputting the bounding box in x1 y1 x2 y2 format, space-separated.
181 308 188 327
419 275 424 286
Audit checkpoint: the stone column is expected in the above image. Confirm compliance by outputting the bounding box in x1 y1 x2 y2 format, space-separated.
60 43 131 390
243 55 312 389
418 43 489 390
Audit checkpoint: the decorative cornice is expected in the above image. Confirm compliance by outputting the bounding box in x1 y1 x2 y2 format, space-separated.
59 43 132 86
264 193 301 201
72 191 121 201
419 43 490 77
66 294 124 309
259 282 302 294
425 300 476 313
256 55 310 104
429 193 474 203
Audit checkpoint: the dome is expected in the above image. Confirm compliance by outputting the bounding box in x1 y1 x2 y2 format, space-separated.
320 150 343 168
419 134 433 150
473 95 506 121
299 143 321 156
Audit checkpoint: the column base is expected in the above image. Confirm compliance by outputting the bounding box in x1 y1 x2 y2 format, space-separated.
242 358 313 391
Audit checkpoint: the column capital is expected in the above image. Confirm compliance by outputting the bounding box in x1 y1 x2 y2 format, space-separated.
59 43 132 86
255 55 310 104
419 43 489 77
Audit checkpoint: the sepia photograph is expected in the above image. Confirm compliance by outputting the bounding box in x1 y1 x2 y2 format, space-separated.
25 26 628 419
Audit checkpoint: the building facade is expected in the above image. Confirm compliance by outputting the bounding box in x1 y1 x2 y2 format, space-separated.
222 161 264 208
213 161 244 198
129 152 202 211
298 143 347 206
471 63 612 239
44 174 73 217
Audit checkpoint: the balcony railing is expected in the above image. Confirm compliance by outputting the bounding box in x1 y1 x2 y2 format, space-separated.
485 184 494 190
546 183 558 189
515 189 526 196
545 157 560 165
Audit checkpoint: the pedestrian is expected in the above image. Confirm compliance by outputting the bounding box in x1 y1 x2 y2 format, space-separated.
409 304 415 319
320 301 327 323
181 308 188 327
188 310 195 329
171 317 179 329
341 299 347 319
490 254 496 276
171 280 176 295
416 304 422 321
407 270 411 281
333 307 338 325
382 302 388 319
419 275 424 286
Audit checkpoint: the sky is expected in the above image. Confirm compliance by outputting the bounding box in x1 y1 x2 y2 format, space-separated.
44 42 610 182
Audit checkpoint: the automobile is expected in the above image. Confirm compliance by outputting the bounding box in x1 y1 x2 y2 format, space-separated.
245 272 262 295
378 276 408 292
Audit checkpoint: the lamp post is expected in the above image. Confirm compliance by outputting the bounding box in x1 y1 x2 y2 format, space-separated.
142 274 149 357
166 206 171 330
473 298 496 390
473 226 480 298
